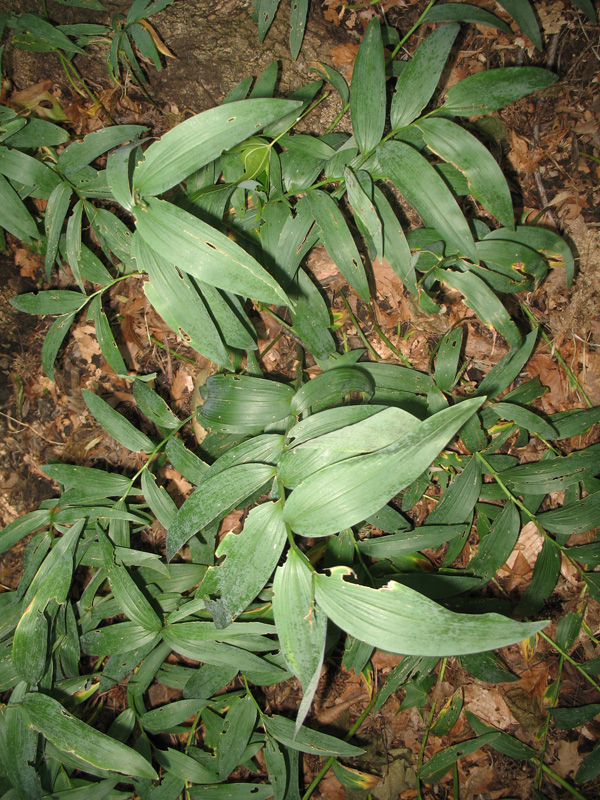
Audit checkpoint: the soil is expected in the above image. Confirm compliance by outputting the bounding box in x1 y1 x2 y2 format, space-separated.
1 1 600 798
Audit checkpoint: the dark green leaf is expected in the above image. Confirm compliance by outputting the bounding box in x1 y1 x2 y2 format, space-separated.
273 548 326 733
21 692 157 778
378 141 476 261
350 17 385 154
135 198 288 306
134 99 300 196
440 67 558 117
423 3 511 33
303 189 370 301
264 714 363 757
200 500 287 628
418 118 514 228
166 463 276 560
82 388 155 452
390 23 459 130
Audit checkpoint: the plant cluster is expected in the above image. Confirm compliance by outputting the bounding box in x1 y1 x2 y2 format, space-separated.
0 1 600 798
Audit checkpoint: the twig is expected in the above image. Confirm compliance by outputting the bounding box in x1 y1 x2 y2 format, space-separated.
0 410 64 446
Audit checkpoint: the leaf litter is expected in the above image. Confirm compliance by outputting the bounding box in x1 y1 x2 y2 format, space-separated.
0 1 600 798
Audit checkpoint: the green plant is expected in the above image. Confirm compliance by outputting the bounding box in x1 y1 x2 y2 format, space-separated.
1 4 600 799
254 0 597 60
1 0 175 115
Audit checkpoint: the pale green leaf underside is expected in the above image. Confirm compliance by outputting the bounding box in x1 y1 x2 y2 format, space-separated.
315 567 547 656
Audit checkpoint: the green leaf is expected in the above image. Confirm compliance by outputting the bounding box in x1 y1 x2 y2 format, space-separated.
537 492 600 536
433 268 522 347
418 118 514 229
201 501 287 628
166 463 276 561
350 16 386 154
11 289 86 316
427 455 482 526
315 566 547 656
289 0 308 60
378 141 476 261
460 651 518 683
496 1 542 49
468 501 520 585
217 695 257 779
423 3 511 33
515 539 561 617
44 182 72 276
81 622 160 655
134 379 180 430
491 401 558 440
291 367 374 415
82 388 155 453
21 692 157 778
283 397 484 537
198 374 294 434
135 198 289 306
56 125 147 174
390 23 459 130
278 406 419 490
303 189 370 301
572 0 597 23
551 704 600 730
256 0 283 41
90 295 128 377
440 67 558 117
65 198 84 290
476 329 537 398
358 524 466 558
188 785 275 800
485 224 575 286
135 235 229 367
42 311 76 381
419 734 496 781
134 99 300 196
12 603 48 684
372 186 415 294
500 444 600 493
0 509 51 556
344 167 383 256
14 14 86 55
162 627 287 681
0 145 61 197
434 327 463 393
0 171 39 241
97 527 162 631
165 437 209 484
154 746 219 785
263 714 363 758
310 62 349 105
2 117 69 148
41 463 131 494
140 699 210 734
577 742 600 783
263 735 287 800
273 548 327 733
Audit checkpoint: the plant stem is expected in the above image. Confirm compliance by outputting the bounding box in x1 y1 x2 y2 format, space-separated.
150 335 196 364
301 689 380 800
532 758 588 800
416 658 447 799
366 301 411 365
340 293 379 359
534 655 563 789
58 52 116 125
540 631 600 693
520 302 593 408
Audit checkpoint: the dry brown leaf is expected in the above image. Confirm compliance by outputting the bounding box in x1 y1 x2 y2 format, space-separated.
464 685 519 730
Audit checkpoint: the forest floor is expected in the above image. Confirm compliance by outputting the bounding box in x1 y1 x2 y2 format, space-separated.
1 1 600 798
